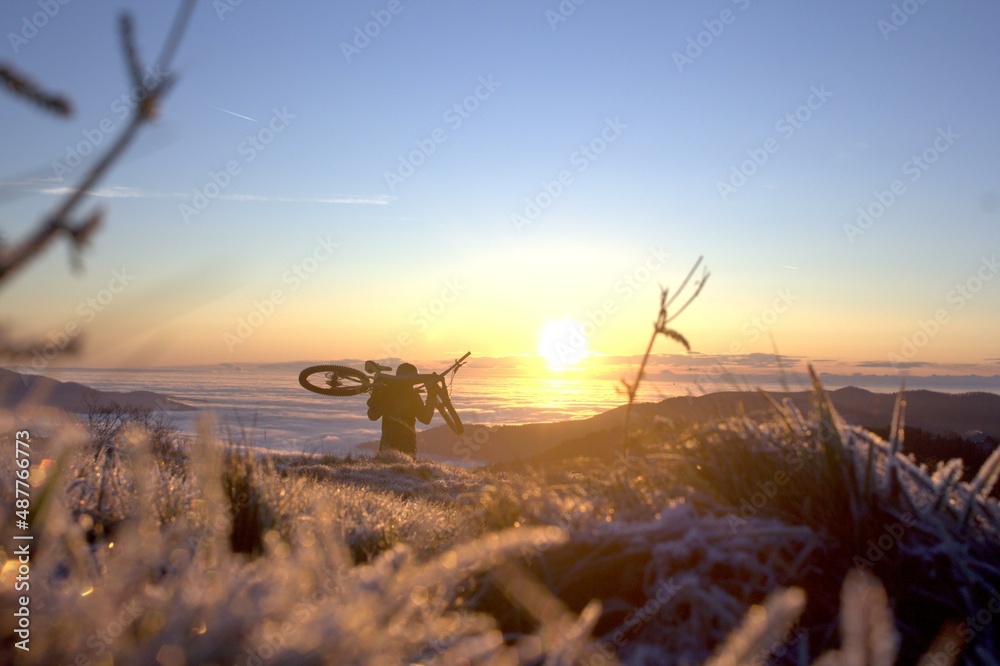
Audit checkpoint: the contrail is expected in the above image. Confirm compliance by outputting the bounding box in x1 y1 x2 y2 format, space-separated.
780 265 799 270
209 105 257 123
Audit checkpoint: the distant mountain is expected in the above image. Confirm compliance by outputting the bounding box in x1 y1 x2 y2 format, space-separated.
393 386 1000 464
0 367 195 413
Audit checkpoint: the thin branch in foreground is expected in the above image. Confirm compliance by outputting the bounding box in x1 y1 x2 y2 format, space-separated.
0 329 82 360
119 14 146 91
620 256 709 446
0 64 72 116
0 0 194 290
0 0 196 360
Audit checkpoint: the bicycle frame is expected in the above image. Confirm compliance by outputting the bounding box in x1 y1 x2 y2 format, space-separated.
366 352 471 392
298 352 470 434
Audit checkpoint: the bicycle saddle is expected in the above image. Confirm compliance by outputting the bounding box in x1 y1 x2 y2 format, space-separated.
364 360 392 374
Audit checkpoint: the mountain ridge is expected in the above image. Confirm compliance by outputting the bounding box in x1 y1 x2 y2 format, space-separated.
395 385 1000 463
0 367 195 413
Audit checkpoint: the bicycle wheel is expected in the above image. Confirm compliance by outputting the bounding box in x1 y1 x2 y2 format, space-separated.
431 384 463 434
298 365 371 396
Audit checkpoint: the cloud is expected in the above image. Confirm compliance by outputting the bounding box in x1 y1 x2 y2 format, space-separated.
596 352 806 369
459 355 537 370
817 373 1000 392
209 105 257 123
0 176 64 203
0 180 394 206
855 360 931 369
854 360 1000 373
37 185 168 199
221 194 394 205
0 176 62 188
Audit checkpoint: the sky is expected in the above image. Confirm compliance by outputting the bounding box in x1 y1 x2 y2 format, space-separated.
1 1 998 388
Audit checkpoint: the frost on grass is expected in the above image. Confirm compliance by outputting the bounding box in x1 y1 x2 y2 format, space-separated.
0 425 596 665
484 371 999 663
2 373 999 664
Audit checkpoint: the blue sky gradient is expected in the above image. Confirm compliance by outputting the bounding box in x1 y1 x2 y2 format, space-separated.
1 1 998 382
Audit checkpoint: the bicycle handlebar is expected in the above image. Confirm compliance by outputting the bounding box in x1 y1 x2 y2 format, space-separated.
437 351 471 377
370 352 471 390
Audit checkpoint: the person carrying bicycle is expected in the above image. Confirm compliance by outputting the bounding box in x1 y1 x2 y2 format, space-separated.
366 362 439 458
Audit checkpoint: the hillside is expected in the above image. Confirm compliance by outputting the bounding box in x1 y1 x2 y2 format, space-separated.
6 378 999 664
397 386 1000 463
0 367 195 413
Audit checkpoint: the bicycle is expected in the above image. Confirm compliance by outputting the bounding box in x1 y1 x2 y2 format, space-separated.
298 352 470 435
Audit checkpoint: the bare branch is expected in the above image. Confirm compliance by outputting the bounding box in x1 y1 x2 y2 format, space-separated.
660 329 690 351
0 0 195 363
68 209 104 272
0 0 195 290
153 0 198 75
663 255 703 310
666 265 709 324
621 257 708 447
119 14 144 89
0 64 72 116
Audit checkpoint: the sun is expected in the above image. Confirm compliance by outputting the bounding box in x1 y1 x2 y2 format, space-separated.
537 318 589 370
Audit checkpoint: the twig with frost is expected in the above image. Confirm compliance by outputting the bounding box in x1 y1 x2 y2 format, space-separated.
620 255 708 445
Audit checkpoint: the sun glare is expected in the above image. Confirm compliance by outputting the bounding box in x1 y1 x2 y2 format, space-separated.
537 318 589 371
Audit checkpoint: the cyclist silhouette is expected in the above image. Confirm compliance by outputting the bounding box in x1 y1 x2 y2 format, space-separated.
366 362 437 458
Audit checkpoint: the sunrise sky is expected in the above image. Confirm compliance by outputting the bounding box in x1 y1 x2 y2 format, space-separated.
1 1 998 386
